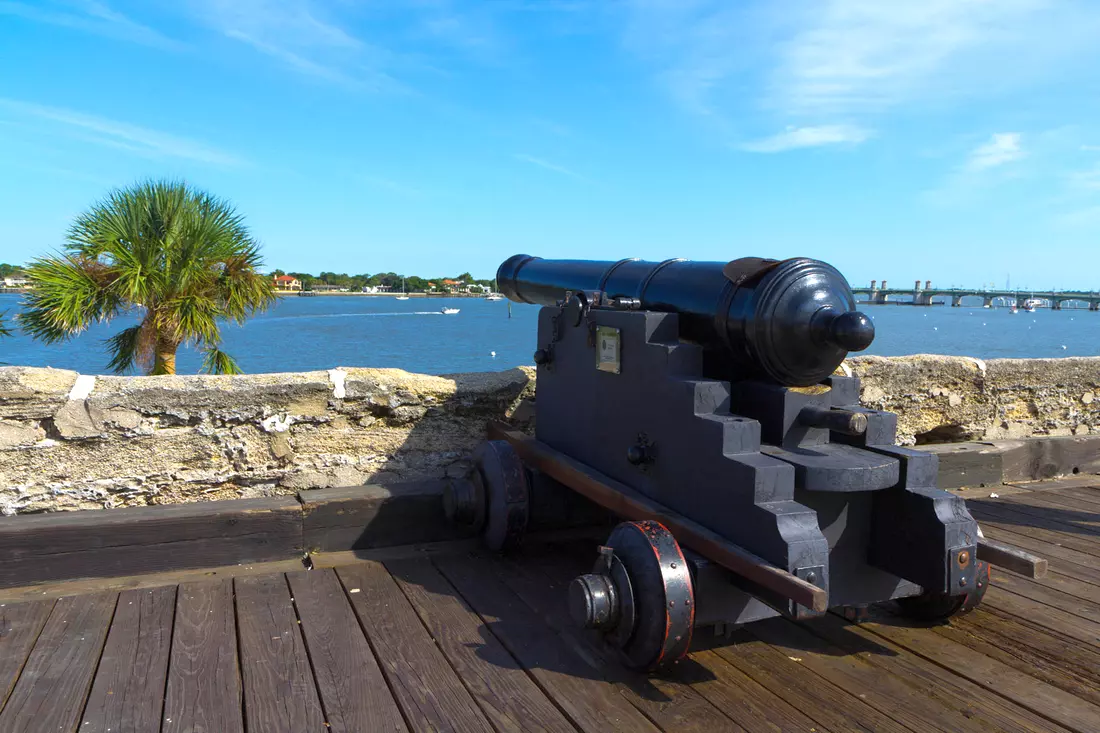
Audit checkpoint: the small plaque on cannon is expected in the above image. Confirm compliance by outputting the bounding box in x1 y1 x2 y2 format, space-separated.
596 326 620 373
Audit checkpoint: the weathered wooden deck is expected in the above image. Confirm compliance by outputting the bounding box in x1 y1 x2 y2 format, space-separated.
2 478 1099 733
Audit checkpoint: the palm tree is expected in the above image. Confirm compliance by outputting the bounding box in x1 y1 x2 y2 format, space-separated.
20 180 275 375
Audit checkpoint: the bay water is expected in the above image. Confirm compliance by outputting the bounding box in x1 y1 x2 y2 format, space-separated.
1 291 1098 376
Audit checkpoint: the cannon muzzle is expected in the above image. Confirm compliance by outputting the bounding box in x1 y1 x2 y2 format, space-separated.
497 254 873 386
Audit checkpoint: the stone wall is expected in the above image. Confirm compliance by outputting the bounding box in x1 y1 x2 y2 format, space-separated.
845 355 1100 444
0 366 534 514
2 354 1098 514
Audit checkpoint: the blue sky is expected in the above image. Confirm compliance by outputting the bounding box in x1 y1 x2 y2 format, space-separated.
2 1 1100 288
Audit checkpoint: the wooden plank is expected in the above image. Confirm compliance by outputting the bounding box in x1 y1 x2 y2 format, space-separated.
0 600 54 713
162 579 244 733
861 613 1100 733
235 574 325 732
802 613 1071 733
681 649 818 733
978 524 1100 585
920 442 1004 489
286 569 407 733
0 558 310 606
709 629 910 733
747 617 991 733
387 558 576 733
998 438 1100 483
971 507 1100 559
947 609 1100 707
973 498 1100 540
0 592 116 733
1005 487 1100 513
299 481 475 552
1004 475 1100 492
0 496 302 557
0 497 304 589
992 569 1100 623
1049 485 1100 503
489 550 742 733
434 553 661 733
984 585 1100 651
0 528 606 606
1025 488 1100 512
79 586 175 733
336 561 494 732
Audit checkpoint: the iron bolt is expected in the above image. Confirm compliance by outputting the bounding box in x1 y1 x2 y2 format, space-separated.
626 445 648 465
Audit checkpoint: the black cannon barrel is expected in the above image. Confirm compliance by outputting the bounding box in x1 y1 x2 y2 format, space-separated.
497 254 874 386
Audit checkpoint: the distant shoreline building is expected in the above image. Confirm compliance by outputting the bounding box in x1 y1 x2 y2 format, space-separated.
273 275 302 291
2 273 30 289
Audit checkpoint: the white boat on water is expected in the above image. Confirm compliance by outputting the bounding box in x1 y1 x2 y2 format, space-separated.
441 307 460 315
485 293 504 301
395 277 409 300
1021 298 1041 313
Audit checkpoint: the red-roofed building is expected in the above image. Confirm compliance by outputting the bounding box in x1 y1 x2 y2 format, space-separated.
273 274 302 291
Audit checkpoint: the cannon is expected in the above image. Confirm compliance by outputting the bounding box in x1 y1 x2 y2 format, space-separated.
445 254 1048 672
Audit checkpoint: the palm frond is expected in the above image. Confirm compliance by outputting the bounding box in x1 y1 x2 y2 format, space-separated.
103 324 153 374
201 346 242 375
20 255 121 343
0 312 11 338
164 293 221 345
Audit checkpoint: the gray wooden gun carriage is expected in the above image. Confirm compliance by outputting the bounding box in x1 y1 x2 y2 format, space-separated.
445 254 1047 672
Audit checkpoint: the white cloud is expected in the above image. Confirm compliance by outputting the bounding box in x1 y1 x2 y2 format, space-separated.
0 98 244 167
182 0 403 90
741 125 870 153
0 0 183 50
513 154 582 179
966 133 1025 171
623 0 1100 121
1083 145 1100 152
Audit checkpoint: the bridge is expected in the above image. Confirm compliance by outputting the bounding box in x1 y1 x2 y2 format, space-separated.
852 280 1100 310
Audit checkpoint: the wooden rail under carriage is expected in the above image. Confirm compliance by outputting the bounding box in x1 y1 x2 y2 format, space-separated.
1 477 1100 732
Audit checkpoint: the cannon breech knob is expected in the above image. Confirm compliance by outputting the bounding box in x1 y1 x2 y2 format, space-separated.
533 348 552 365
822 310 875 352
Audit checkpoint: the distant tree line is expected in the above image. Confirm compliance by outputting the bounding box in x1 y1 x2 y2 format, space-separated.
270 269 496 292
0 263 24 278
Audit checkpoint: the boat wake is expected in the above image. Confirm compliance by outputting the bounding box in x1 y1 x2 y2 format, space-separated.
261 311 444 323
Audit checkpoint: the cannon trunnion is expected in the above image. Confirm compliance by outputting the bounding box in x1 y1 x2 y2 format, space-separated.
446 254 1047 673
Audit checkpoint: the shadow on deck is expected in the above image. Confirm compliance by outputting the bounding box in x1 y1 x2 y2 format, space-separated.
1 480 1099 732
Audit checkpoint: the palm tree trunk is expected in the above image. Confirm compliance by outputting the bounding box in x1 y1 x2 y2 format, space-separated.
152 338 179 375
